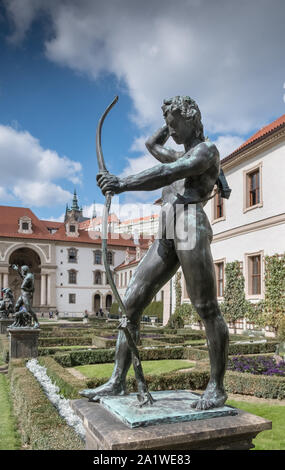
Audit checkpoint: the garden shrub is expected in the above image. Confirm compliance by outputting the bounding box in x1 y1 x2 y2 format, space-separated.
142 301 164 322
92 336 117 348
0 334 9 363
39 336 93 347
183 347 209 361
86 369 210 393
54 346 188 367
225 370 285 399
197 341 279 355
8 361 84 450
167 311 184 329
39 328 92 338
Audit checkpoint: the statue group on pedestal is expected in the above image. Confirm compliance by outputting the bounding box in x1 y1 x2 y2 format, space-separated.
0 264 39 329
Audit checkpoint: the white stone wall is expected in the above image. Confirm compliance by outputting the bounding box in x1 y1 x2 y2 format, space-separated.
55 244 126 315
163 136 285 324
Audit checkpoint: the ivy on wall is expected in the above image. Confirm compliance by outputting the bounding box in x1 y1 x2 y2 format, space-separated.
175 271 182 309
262 254 285 335
220 261 251 324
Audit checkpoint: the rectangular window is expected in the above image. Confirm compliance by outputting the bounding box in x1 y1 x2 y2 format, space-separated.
69 293 76 304
248 169 260 207
69 225 76 233
22 222 29 230
68 248 77 263
214 192 224 220
94 250 102 264
68 270 77 284
215 262 224 297
248 255 261 295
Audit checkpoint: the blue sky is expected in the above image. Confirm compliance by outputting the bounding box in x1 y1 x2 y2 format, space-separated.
0 0 284 222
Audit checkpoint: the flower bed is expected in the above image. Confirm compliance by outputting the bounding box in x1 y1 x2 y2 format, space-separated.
228 355 285 377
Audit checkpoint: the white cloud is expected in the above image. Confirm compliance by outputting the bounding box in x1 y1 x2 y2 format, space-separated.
4 0 285 138
212 135 244 160
0 124 81 206
13 182 72 207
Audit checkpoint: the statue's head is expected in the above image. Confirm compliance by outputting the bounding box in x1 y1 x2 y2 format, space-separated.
162 96 204 144
21 265 30 276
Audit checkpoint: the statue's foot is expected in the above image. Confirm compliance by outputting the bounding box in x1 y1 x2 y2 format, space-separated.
79 380 127 402
136 391 155 408
33 322 40 329
191 384 227 410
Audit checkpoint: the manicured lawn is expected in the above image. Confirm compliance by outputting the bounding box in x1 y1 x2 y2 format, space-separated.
227 399 285 450
75 359 194 379
0 375 21 450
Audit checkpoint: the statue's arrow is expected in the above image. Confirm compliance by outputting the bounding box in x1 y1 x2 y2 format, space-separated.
95 96 154 407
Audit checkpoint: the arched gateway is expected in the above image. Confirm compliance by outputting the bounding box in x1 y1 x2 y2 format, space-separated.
9 247 41 308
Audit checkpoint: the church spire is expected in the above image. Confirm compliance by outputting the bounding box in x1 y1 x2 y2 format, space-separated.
92 200 97 219
71 189 79 211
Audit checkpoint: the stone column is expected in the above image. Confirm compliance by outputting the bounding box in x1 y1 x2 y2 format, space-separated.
41 274 47 306
3 273 8 289
47 274 51 306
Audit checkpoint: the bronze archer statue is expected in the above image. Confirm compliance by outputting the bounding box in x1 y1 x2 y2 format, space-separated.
80 95 230 410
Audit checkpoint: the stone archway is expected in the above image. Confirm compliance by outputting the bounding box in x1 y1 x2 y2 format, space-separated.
105 294 112 311
94 294 101 313
9 247 41 309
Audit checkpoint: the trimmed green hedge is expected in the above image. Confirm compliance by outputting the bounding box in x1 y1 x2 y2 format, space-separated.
54 346 188 368
92 336 117 348
8 361 84 450
0 334 9 363
38 346 95 356
39 328 92 338
225 370 285 399
39 336 93 347
151 335 185 344
177 329 206 340
183 347 209 361
228 341 278 355
197 341 279 356
85 369 210 393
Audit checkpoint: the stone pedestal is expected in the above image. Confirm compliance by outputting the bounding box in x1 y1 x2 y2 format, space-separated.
71 391 272 451
0 318 14 334
8 328 40 359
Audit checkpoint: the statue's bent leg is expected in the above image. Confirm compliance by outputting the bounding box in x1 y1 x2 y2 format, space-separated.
80 239 180 400
23 293 39 328
175 205 229 410
11 296 24 327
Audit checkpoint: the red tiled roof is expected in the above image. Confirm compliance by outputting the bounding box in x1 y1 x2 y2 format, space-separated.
222 114 285 165
118 214 159 226
115 257 140 271
0 206 135 248
79 213 119 230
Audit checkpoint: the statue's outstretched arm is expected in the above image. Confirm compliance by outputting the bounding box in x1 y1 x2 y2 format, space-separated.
97 141 217 194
